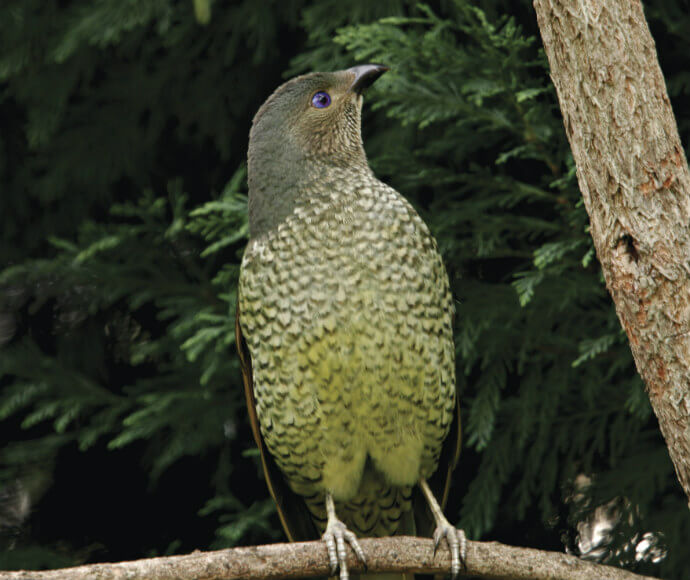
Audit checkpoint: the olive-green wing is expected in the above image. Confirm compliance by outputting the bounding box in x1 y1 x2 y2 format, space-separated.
235 303 318 542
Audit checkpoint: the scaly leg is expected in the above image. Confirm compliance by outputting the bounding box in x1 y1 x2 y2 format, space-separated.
322 492 367 580
419 478 467 578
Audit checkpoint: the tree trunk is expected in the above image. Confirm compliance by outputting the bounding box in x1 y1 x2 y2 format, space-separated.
532 0 690 504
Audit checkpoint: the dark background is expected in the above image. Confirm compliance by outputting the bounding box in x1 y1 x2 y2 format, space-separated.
1 0 689 577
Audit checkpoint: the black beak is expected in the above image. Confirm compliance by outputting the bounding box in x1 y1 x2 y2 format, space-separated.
348 64 389 94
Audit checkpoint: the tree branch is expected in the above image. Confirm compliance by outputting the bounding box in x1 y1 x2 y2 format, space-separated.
0 538 659 580
533 0 690 502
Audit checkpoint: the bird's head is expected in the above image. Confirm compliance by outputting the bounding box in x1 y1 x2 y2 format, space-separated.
249 64 388 171
246 65 388 237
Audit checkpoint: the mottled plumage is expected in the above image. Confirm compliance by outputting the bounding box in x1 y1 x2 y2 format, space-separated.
237 65 465 579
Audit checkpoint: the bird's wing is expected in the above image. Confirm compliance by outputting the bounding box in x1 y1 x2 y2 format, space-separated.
439 392 462 510
413 391 462 535
235 302 318 542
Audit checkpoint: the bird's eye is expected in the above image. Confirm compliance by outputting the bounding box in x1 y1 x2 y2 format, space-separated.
311 91 331 109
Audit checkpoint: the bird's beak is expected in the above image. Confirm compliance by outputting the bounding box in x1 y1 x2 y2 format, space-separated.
348 64 389 94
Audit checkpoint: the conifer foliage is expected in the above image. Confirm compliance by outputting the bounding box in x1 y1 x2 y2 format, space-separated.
1 1 689 577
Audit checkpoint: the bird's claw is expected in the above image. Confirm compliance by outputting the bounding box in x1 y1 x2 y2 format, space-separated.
322 518 366 580
432 523 467 578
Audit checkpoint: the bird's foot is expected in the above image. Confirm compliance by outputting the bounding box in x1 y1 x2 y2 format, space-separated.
419 478 467 579
322 515 366 580
432 519 467 579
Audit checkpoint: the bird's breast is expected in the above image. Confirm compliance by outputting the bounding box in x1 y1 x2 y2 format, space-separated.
239 182 455 499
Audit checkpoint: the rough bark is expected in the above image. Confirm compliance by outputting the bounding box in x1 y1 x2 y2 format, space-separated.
0 537 659 580
533 0 690 503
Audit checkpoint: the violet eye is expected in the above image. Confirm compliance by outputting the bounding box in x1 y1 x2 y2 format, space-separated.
311 91 331 109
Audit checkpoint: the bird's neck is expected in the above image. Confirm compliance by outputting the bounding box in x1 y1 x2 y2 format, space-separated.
247 144 372 238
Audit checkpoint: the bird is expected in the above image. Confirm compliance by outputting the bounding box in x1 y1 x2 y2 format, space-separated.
236 64 465 580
